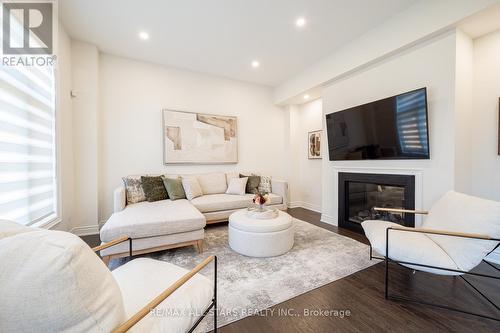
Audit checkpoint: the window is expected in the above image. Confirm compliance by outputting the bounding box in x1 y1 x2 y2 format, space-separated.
396 90 429 156
0 60 57 226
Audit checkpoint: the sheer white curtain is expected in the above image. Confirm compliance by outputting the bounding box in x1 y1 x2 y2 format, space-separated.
0 15 57 225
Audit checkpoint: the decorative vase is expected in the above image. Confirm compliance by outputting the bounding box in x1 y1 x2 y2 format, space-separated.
258 204 265 212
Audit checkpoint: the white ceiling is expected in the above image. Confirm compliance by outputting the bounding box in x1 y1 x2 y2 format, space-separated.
459 3 500 39
60 0 417 87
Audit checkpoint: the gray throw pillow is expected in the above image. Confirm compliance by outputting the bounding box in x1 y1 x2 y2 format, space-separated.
240 174 261 194
163 177 186 200
141 176 168 202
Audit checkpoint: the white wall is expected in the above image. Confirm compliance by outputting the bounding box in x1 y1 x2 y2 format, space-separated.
71 41 100 233
469 29 500 201
288 99 323 212
321 31 458 226
469 29 500 264
454 30 474 193
98 54 287 222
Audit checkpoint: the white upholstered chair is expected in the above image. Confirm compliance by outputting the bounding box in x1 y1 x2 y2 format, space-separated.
362 191 500 320
0 220 217 333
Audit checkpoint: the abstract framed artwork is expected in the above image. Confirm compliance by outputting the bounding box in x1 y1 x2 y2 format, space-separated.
162 109 238 164
308 130 322 159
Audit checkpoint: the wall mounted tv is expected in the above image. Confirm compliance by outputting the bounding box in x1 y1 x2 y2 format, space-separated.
325 88 430 161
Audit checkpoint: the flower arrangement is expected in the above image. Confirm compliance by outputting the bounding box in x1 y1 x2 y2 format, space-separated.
253 191 269 211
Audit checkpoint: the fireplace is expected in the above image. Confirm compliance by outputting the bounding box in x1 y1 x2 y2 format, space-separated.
338 172 415 233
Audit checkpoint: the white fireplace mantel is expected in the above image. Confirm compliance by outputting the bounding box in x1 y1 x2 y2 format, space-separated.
321 166 424 227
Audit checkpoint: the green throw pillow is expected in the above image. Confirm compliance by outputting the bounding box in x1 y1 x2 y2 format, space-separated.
240 174 261 194
141 176 168 202
163 177 186 200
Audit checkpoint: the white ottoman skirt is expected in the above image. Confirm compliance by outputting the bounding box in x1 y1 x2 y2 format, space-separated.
228 210 294 257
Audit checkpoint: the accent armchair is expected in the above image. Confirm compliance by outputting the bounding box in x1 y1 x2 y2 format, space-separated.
362 191 500 321
0 220 217 332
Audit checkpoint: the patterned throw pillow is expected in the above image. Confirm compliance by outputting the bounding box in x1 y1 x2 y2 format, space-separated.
122 176 146 204
257 175 272 193
240 174 261 194
141 176 168 202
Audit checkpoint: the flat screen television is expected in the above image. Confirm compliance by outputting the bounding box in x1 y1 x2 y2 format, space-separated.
325 88 430 161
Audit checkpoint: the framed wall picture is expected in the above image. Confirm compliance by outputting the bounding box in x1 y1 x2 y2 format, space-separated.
308 130 322 159
162 109 238 164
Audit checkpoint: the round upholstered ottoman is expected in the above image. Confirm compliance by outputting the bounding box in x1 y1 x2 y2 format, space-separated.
228 209 294 257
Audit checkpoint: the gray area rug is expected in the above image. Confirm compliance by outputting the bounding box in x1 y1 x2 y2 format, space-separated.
110 219 375 332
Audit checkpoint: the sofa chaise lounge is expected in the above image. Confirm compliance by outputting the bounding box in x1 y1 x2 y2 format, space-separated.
99 172 288 262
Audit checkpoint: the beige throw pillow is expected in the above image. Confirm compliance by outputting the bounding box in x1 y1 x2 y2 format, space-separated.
226 177 248 195
196 172 227 194
182 177 203 200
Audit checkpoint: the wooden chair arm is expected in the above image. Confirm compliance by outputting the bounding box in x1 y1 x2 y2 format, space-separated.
92 236 130 253
373 207 428 215
389 226 492 240
112 255 216 333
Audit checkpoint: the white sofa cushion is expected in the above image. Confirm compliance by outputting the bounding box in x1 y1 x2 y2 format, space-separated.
196 172 227 194
181 177 203 200
0 229 126 332
423 191 500 272
225 172 239 183
362 220 460 275
112 258 213 333
101 199 206 241
190 193 283 213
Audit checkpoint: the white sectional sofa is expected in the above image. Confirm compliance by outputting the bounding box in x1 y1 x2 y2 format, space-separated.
99 172 288 262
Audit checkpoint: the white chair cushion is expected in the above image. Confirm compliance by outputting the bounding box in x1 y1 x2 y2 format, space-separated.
0 230 126 332
100 199 206 242
423 191 500 271
226 177 247 195
362 220 460 275
190 193 282 213
182 177 203 200
195 172 227 195
0 219 37 239
112 258 213 333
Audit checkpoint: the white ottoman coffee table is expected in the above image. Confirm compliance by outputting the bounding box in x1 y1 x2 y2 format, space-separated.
228 209 294 257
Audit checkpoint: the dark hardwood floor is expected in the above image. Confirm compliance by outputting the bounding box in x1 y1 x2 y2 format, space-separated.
82 208 500 332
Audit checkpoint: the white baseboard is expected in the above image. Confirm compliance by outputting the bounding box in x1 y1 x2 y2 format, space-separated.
70 225 99 236
320 214 336 225
288 201 322 213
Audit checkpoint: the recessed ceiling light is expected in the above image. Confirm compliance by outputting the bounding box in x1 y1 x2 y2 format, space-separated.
138 31 149 40
296 17 306 28
251 60 260 68
303 94 310 100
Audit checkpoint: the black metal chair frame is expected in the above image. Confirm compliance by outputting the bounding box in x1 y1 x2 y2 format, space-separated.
369 228 500 321
96 237 218 332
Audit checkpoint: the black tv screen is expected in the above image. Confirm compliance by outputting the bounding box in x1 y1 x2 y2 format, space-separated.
326 88 430 161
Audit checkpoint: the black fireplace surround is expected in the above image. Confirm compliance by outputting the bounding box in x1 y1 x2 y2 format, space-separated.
338 172 415 234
